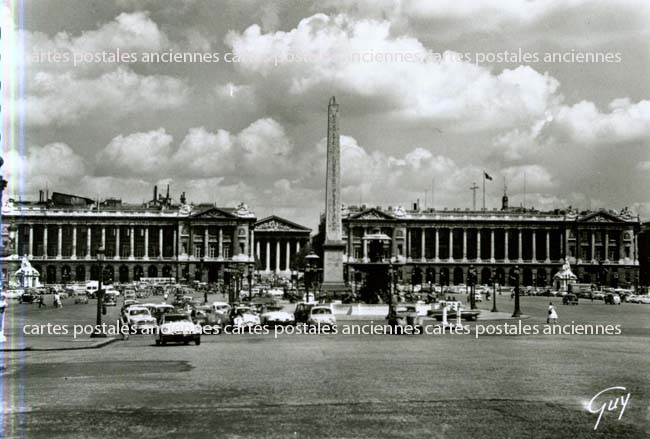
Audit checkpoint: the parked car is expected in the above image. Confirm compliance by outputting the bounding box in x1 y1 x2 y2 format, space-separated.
562 294 579 305
156 314 201 345
19 291 39 304
260 305 295 326
68 285 87 296
124 306 158 333
211 301 232 315
306 306 337 330
294 303 317 324
228 305 261 329
4 289 25 300
637 295 650 304
86 281 99 298
389 304 424 331
266 288 285 298
191 306 225 333
604 293 621 305
591 291 606 300
152 304 177 324
74 295 89 304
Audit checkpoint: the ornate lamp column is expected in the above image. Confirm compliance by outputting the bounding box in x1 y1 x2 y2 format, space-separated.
91 246 107 338
511 265 522 318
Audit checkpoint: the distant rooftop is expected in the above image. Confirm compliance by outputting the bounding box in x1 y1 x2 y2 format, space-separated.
342 204 639 222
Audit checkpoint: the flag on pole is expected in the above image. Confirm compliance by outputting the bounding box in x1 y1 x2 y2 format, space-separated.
484 172 493 180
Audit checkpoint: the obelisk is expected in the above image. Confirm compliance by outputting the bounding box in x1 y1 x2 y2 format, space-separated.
321 96 347 293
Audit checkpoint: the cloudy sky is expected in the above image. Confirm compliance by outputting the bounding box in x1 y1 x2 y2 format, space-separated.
2 0 649 229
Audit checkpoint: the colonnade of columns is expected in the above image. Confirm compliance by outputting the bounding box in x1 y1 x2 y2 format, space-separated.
255 238 303 273
15 224 256 261
347 226 638 265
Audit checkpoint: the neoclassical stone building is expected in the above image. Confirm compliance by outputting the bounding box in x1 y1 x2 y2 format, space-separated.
0 190 258 285
342 203 641 289
253 216 311 277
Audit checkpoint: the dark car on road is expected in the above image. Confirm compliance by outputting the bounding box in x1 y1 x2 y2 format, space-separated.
294 303 317 324
19 291 39 304
562 294 579 305
191 306 226 333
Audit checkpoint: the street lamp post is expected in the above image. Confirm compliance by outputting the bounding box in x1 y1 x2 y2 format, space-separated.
512 265 522 318
491 275 498 312
387 257 397 323
469 265 477 310
91 246 106 338
248 262 254 298
235 268 243 301
305 252 319 302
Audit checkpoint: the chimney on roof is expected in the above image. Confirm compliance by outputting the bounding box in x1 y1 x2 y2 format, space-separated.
39 190 43 203
166 184 170 200
153 185 158 202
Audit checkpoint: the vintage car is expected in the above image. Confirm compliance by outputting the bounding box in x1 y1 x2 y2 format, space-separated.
152 304 177 324
156 313 201 346
285 289 304 303
562 293 579 305
18 291 39 304
211 301 232 315
172 295 195 308
306 306 336 329
294 302 317 324
604 293 621 305
124 306 158 333
104 295 117 306
591 291 606 300
266 288 285 298
388 304 424 331
74 295 89 304
636 295 650 304
4 289 25 300
191 306 225 333
228 305 261 329
259 305 295 326
124 299 140 307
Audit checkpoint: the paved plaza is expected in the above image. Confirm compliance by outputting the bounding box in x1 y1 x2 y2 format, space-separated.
1 295 648 438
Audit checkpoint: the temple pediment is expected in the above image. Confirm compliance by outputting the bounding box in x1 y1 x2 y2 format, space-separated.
578 210 625 223
350 208 394 221
255 216 310 232
190 207 237 219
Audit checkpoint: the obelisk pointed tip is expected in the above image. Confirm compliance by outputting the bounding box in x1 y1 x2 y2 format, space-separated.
329 96 336 105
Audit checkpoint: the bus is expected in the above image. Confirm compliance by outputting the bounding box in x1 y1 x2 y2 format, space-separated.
139 277 176 285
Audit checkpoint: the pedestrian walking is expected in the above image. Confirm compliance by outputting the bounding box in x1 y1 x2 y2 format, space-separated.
204 290 208 304
547 302 558 324
38 294 46 308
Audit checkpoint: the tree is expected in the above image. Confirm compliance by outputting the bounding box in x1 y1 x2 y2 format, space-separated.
290 242 313 271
